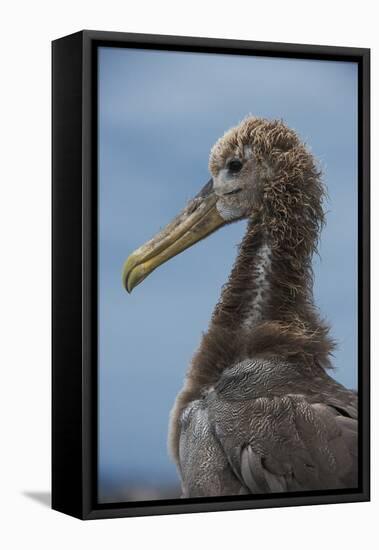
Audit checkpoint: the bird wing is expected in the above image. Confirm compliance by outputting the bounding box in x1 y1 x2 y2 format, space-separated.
178 399 245 497
208 390 358 493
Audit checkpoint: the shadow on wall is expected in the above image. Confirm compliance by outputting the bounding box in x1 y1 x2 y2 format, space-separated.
23 491 51 507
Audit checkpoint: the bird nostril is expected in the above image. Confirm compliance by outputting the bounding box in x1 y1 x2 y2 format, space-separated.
187 198 200 214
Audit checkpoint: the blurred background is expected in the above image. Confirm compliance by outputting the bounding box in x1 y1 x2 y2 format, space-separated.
98 47 358 503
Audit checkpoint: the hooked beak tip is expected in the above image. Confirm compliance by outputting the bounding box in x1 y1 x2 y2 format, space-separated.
122 255 136 293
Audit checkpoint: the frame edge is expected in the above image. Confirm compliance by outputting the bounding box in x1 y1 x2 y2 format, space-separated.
52 31 86 520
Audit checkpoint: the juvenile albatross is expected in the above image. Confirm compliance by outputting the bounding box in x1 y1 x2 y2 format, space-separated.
123 117 358 496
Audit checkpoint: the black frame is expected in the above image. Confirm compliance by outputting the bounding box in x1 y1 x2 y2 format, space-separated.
52 30 370 520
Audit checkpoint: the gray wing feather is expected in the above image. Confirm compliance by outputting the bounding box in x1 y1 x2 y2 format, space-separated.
213 394 358 493
207 360 358 494
177 359 358 496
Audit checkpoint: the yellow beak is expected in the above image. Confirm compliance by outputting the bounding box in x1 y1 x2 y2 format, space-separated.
122 179 225 293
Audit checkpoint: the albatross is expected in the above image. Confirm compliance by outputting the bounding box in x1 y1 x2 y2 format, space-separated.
122 117 358 497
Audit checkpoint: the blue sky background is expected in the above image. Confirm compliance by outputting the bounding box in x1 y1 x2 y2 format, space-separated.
98 47 358 502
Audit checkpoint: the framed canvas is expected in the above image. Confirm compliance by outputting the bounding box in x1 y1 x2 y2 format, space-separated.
52 30 370 520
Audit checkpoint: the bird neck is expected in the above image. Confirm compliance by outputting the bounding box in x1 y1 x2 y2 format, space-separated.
187 218 334 388
212 219 316 330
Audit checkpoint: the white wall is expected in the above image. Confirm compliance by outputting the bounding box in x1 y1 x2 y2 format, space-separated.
0 1 376 548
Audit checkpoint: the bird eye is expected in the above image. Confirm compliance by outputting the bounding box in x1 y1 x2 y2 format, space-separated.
227 159 243 173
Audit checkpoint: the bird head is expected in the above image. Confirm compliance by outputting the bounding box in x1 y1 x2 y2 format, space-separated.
122 117 323 293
